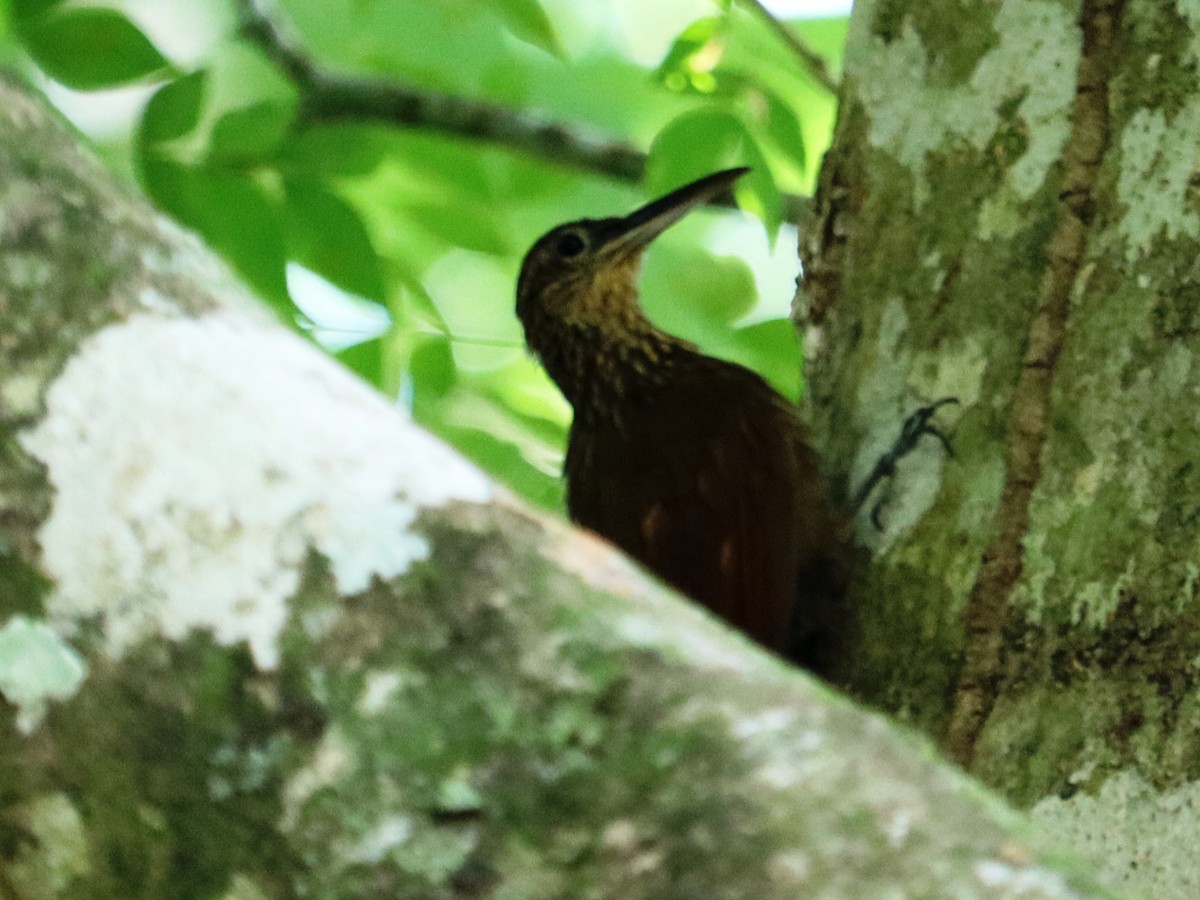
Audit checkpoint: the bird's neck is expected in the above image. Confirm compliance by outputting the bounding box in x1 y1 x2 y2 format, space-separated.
531 311 695 426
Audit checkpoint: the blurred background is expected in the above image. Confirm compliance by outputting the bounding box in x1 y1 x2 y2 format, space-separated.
2 0 850 509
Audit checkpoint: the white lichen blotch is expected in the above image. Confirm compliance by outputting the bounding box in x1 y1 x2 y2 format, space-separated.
0 616 86 732
21 313 492 669
856 0 1078 205
1117 99 1200 259
5 793 90 893
1032 769 1200 898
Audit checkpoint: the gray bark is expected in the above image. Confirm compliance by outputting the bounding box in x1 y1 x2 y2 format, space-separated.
802 0 1199 896
0 73 1116 898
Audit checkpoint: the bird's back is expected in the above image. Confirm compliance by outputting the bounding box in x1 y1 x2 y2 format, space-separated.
565 353 842 655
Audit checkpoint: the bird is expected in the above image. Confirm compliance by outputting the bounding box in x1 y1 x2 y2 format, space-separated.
515 168 848 664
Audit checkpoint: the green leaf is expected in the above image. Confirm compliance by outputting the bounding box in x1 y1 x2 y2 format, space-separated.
428 390 564 510
209 100 295 164
736 138 785 237
642 248 757 334
141 161 290 316
486 0 563 58
284 180 385 302
20 8 170 90
794 16 850 80
9 0 64 24
762 90 806 171
138 71 207 148
657 17 723 89
408 335 457 415
726 318 802 399
646 108 748 196
406 201 513 257
389 261 451 335
337 336 386 385
280 124 389 178
0 616 85 731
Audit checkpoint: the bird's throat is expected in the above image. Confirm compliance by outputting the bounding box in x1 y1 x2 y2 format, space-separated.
530 316 692 427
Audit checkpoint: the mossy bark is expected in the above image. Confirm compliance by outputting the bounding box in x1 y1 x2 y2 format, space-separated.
802 1 1200 895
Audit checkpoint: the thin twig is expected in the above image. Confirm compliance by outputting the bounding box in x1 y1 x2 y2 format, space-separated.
737 0 840 95
234 0 812 223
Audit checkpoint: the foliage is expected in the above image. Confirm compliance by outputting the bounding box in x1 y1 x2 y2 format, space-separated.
4 0 846 510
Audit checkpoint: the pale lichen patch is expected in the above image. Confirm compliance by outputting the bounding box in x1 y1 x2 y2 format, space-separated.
1117 99 1200 259
0 368 47 420
220 874 272 900
979 183 1028 240
857 0 1078 205
974 858 1073 896
358 671 407 715
850 298 911 514
919 339 987 410
732 707 797 740
0 616 86 732
20 313 492 670
5 793 90 895
851 298 958 547
767 849 812 884
1179 0 1200 58
345 815 415 864
1016 531 1056 625
1031 769 1200 898
282 726 354 832
1071 556 1135 628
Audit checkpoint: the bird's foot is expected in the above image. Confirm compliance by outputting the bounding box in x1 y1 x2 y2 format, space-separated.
852 397 959 529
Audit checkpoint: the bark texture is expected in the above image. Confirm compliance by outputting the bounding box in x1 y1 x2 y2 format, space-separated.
801 1 1200 896
0 73 1117 898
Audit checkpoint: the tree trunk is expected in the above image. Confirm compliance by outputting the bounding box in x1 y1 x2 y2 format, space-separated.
802 1 1199 896
0 72 1116 898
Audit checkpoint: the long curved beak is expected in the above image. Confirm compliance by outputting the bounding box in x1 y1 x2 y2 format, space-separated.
600 167 749 257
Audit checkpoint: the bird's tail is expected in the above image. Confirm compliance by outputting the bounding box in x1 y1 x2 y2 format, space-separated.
786 530 858 680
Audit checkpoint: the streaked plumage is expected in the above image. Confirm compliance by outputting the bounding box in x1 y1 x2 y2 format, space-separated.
516 169 846 660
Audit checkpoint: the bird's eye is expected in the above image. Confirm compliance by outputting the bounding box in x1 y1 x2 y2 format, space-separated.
556 231 587 258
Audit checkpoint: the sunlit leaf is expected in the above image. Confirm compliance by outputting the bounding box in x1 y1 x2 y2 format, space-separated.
716 6 844 190
406 201 513 257
141 161 290 316
280 124 390 178
725 317 802 398
642 246 757 333
210 100 295 164
645 108 748 196
794 15 850 80
408 334 457 415
657 17 723 90
284 180 385 302
484 0 562 58
430 389 564 509
337 335 386 384
138 71 206 148
9 0 65 24
762 90 806 170
20 8 170 90
388 260 451 335
736 138 784 237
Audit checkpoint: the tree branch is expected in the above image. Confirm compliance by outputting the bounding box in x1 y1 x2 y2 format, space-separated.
234 0 812 223
737 0 840 95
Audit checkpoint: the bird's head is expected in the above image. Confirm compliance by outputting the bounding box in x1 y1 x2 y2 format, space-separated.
515 167 748 338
